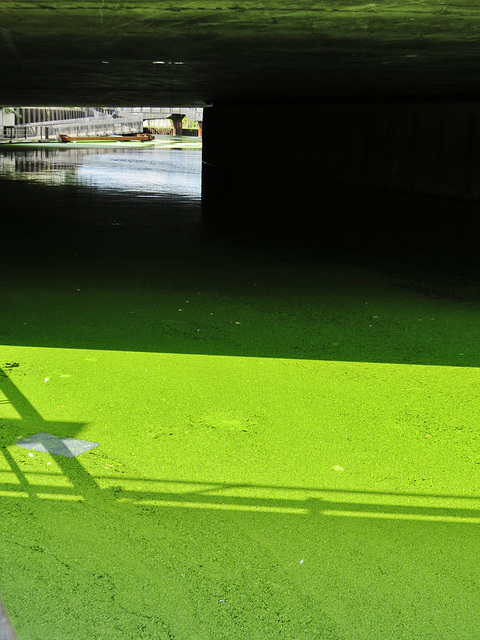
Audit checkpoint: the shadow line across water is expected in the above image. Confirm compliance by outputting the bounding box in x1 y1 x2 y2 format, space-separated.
2 170 480 367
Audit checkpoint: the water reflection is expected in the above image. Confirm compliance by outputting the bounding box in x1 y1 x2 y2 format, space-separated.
0 145 202 199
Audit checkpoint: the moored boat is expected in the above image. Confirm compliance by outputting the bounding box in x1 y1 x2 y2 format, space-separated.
59 133 155 143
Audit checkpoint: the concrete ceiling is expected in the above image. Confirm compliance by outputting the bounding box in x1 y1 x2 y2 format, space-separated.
1 1 480 106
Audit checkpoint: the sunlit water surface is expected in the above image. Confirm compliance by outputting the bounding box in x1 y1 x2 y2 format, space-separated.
0 145 202 199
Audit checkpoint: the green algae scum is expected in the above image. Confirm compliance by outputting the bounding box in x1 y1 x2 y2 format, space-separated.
1 148 480 638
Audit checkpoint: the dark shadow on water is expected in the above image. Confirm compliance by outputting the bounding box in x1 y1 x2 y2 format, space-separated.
1 178 480 367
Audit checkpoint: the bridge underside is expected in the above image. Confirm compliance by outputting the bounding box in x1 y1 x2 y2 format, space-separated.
1 1 480 106
2 1 480 265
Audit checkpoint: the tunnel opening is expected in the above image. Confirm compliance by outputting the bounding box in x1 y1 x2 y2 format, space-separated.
3 101 480 278
0 106 206 268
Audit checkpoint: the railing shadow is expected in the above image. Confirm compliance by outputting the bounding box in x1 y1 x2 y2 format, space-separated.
1 369 480 525
2 457 480 525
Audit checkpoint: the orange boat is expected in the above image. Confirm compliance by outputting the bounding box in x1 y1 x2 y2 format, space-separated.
59 133 155 143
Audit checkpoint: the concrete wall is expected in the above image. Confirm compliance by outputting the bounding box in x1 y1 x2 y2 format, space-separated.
202 103 480 266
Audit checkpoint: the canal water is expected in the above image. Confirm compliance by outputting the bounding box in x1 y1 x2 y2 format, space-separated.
2 141 480 640
0 138 478 365
0 142 205 259
0 144 202 199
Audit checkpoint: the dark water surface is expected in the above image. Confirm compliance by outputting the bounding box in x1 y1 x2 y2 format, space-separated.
0 144 203 248
1 143 480 368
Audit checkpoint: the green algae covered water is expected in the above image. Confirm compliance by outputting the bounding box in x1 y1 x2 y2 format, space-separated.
1 144 480 639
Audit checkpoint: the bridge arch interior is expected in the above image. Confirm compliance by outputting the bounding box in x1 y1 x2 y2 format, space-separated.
1 1 480 265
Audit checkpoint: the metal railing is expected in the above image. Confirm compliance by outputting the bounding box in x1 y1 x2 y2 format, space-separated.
2 115 144 141
116 107 203 121
1 108 203 141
